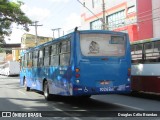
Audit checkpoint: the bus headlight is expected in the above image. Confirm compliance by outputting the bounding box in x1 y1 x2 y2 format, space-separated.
76 80 80 83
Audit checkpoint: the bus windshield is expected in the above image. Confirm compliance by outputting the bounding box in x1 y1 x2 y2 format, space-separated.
80 34 126 57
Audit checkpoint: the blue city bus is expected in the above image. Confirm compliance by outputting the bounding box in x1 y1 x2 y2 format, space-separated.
20 30 131 100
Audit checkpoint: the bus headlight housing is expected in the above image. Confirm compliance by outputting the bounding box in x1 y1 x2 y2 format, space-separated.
76 80 80 83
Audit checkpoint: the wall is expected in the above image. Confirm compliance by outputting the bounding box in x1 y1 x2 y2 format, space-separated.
12 50 20 61
21 34 52 49
137 0 153 40
152 0 160 38
81 0 138 42
0 53 6 63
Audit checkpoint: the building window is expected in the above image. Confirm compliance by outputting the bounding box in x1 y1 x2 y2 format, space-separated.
90 19 102 30
127 6 136 14
107 10 125 30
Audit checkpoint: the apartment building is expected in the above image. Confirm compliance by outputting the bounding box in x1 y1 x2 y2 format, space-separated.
81 0 160 42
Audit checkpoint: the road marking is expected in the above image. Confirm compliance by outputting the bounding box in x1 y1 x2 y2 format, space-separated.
52 106 63 111
52 106 82 119
5 85 9 88
57 102 64 104
17 90 26 95
114 103 144 110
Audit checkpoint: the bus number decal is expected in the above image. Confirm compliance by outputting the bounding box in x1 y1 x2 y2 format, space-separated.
100 87 114 92
100 87 108 92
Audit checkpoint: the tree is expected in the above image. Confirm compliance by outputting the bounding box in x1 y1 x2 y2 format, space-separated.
0 0 32 37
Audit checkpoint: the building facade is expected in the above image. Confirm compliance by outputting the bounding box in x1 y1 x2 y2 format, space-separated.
21 34 52 49
0 53 6 64
81 0 160 42
152 0 160 38
12 50 20 61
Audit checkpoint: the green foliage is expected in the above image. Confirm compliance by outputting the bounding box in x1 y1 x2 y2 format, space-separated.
0 47 4 53
0 0 32 37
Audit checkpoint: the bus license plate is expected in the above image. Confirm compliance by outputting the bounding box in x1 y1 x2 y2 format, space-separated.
100 87 114 92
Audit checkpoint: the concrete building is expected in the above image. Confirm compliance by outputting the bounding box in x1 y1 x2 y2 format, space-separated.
5 54 13 61
21 33 52 49
12 50 20 61
0 53 6 64
0 44 21 62
80 0 160 42
152 0 160 38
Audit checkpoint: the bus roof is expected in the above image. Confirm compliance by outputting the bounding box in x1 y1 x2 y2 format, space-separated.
21 32 73 56
21 30 127 56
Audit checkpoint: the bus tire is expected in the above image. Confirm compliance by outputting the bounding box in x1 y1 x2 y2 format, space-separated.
24 78 30 91
43 81 52 101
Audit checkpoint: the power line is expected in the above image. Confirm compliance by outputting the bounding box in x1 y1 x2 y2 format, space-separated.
76 0 102 23
108 15 160 30
80 0 160 30
82 2 160 30
105 7 160 25
137 6 160 16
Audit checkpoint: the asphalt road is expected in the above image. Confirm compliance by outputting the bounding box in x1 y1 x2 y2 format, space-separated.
0 75 160 120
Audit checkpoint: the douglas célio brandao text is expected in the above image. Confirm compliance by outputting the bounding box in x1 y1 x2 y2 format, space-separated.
118 112 158 117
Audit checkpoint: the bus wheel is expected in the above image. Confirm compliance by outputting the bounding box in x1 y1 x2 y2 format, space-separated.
44 81 52 101
24 78 30 91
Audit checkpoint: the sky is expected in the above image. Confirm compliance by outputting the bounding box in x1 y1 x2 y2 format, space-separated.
5 0 82 43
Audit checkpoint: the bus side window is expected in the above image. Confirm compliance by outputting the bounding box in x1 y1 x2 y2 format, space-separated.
27 52 32 67
38 50 43 67
154 41 160 62
49 46 52 65
24 54 28 68
60 41 70 66
20 56 23 70
134 44 143 63
43 48 45 66
144 42 153 63
50 44 59 66
27 53 29 67
131 45 137 63
44 47 49 66
33 51 38 67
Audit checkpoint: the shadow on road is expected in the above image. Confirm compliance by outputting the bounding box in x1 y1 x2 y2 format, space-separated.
124 91 160 101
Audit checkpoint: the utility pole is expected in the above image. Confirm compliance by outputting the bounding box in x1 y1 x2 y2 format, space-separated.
77 0 106 30
51 29 56 39
57 28 61 37
51 28 61 39
102 0 106 30
30 21 43 46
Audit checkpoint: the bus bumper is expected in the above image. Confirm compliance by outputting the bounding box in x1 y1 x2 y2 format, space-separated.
72 84 131 96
